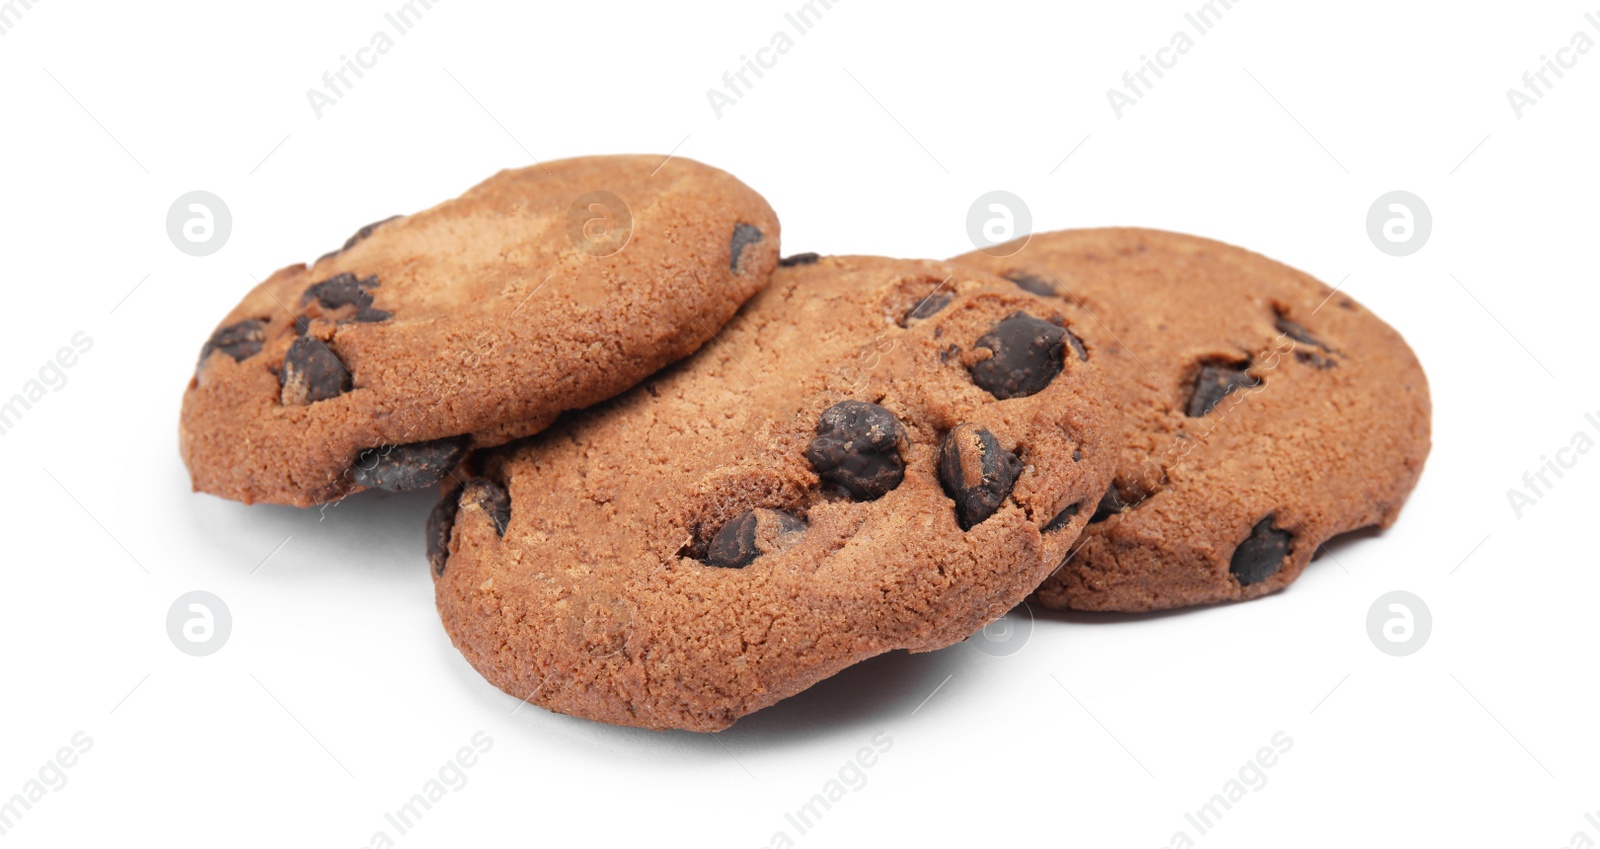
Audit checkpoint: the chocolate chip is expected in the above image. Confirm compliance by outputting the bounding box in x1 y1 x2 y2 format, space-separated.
1276 314 1336 368
1296 350 1336 369
730 223 763 270
300 274 390 324
1004 271 1057 296
303 273 379 309
806 401 908 500
319 216 401 261
425 477 510 577
426 484 464 577
1274 316 1321 348
903 292 953 325
463 477 511 536
779 252 820 267
279 336 351 405
342 215 401 252
349 307 392 324
292 315 311 335
1186 362 1260 417
706 512 759 568
705 509 807 569
198 319 267 367
969 313 1067 399
318 215 403 262
937 423 1022 530
350 436 469 492
1043 502 1081 533
1230 517 1291 585
1089 485 1126 524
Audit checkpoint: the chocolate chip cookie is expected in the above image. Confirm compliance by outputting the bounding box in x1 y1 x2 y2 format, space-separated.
954 228 1431 611
430 256 1113 731
180 155 780 506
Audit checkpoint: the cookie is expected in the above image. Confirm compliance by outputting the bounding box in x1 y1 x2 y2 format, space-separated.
430 256 1113 731
180 155 780 506
953 228 1431 611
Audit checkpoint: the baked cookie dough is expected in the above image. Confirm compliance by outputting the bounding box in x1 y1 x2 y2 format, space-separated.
430 256 1113 730
180 155 779 506
954 228 1431 611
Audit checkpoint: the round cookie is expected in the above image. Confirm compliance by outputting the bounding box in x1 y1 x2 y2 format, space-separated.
180 155 779 506
953 228 1431 611
430 256 1114 731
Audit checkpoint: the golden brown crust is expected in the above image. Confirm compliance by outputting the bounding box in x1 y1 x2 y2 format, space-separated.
953 228 1432 611
179 155 780 506
433 257 1114 731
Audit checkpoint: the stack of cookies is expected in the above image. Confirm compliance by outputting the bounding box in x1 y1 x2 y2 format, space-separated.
181 155 1431 732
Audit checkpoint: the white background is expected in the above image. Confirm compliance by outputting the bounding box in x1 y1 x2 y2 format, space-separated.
1 1 1596 846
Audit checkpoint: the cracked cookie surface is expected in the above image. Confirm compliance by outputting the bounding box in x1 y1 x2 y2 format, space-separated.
430 256 1113 731
954 228 1431 611
180 155 779 506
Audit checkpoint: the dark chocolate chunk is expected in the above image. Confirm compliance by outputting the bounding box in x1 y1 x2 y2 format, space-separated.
706 511 759 569
292 315 311 335
279 336 351 405
341 216 401 253
302 273 363 308
904 292 953 325
806 401 908 500
1276 314 1336 368
1274 315 1322 348
1296 350 1336 369
426 484 465 576
301 273 390 324
425 477 510 577
1186 361 1260 417
729 223 763 270
778 252 820 267
705 509 807 569
1089 485 1126 524
1230 516 1292 585
320 216 401 261
350 436 469 492
198 319 267 367
303 273 379 309
969 312 1067 399
1004 271 1057 296
1043 502 1081 533
937 423 1022 530
349 307 392 324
